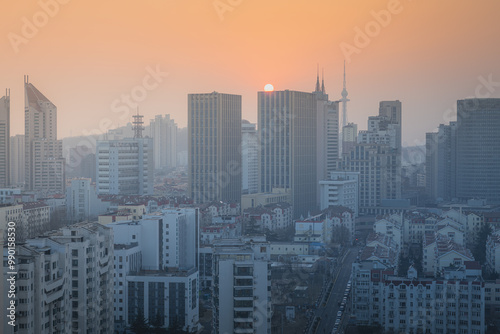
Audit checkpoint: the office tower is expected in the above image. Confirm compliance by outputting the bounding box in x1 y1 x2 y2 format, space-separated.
110 208 200 332
0 90 10 188
9 134 25 186
2 222 114 334
314 70 340 188
24 78 65 194
425 122 457 201
337 102 402 213
258 89 317 218
242 120 258 194
342 122 358 154
150 114 178 170
212 239 271 334
96 137 153 195
456 98 500 203
188 92 242 204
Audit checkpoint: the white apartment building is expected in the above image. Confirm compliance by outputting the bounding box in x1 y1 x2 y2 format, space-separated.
66 178 110 223
352 262 485 334
96 137 154 195
110 208 200 332
212 239 271 334
2 222 114 334
242 120 259 194
319 171 359 216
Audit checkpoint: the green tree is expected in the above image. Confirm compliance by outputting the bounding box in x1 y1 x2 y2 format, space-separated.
130 309 150 334
472 223 492 263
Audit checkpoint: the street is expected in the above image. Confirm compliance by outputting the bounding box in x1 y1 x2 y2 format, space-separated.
312 246 360 334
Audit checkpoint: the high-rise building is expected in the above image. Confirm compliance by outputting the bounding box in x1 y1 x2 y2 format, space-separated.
0 90 10 188
110 208 200 332
188 92 242 204
342 122 358 154
319 171 359 216
212 239 271 334
258 90 317 218
96 137 153 195
337 102 402 213
150 114 177 170
456 98 500 204
426 122 457 201
242 120 259 194
24 78 65 194
314 71 340 205
2 222 115 334
9 134 25 186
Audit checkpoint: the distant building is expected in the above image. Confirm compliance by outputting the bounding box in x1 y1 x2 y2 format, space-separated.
319 171 359 216
242 120 258 194
66 178 110 223
241 188 292 211
342 122 357 154
150 114 177 170
24 79 65 195
9 134 25 186
96 137 153 195
0 91 10 188
188 92 242 204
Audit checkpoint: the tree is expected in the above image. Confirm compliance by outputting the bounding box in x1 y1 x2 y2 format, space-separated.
130 309 150 334
472 223 492 264
245 216 261 235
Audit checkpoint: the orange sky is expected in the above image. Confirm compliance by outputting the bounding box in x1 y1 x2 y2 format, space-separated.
1 0 499 145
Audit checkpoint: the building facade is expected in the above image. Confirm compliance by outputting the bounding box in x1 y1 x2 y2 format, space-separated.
258 90 317 218
0 91 10 188
96 137 153 195
242 120 259 195
150 114 177 170
24 80 65 195
188 92 242 204
9 134 25 186
319 171 359 216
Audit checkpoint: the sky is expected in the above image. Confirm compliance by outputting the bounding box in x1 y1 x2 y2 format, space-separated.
1 0 499 146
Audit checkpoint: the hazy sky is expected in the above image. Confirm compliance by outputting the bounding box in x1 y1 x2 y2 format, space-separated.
1 0 499 146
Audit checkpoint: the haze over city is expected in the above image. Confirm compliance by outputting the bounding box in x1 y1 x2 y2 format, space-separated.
1 0 500 145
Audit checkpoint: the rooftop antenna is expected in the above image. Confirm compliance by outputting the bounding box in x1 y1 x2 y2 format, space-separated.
132 108 144 138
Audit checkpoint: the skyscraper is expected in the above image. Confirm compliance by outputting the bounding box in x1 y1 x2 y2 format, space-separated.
150 114 177 170
188 92 242 204
24 78 65 194
0 90 10 187
426 122 457 201
314 69 340 205
456 98 500 203
9 134 25 186
258 89 317 218
241 120 258 194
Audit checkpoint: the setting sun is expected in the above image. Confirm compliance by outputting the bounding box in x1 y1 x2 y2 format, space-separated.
264 84 274 92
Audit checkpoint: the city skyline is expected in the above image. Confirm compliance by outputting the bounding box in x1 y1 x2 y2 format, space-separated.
0 0 499 145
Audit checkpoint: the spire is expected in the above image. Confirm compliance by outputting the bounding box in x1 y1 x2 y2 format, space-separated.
315 63 321 92
341 61 350 128
321 68 325 94
132 108 144 138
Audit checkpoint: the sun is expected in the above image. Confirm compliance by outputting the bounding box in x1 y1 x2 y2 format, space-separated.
264 84 274 92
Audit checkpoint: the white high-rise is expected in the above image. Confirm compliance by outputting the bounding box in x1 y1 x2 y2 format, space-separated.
24 78 65 194
0 90 10 188
9 134 25 186
242 120 258 194
96 137 154 195
150 114 177 170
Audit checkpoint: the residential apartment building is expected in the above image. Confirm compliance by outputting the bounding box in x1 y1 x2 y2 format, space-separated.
96 137 154 195
150 114 177 170
242 120 259 195
319 171 359 216
0 91 10 187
